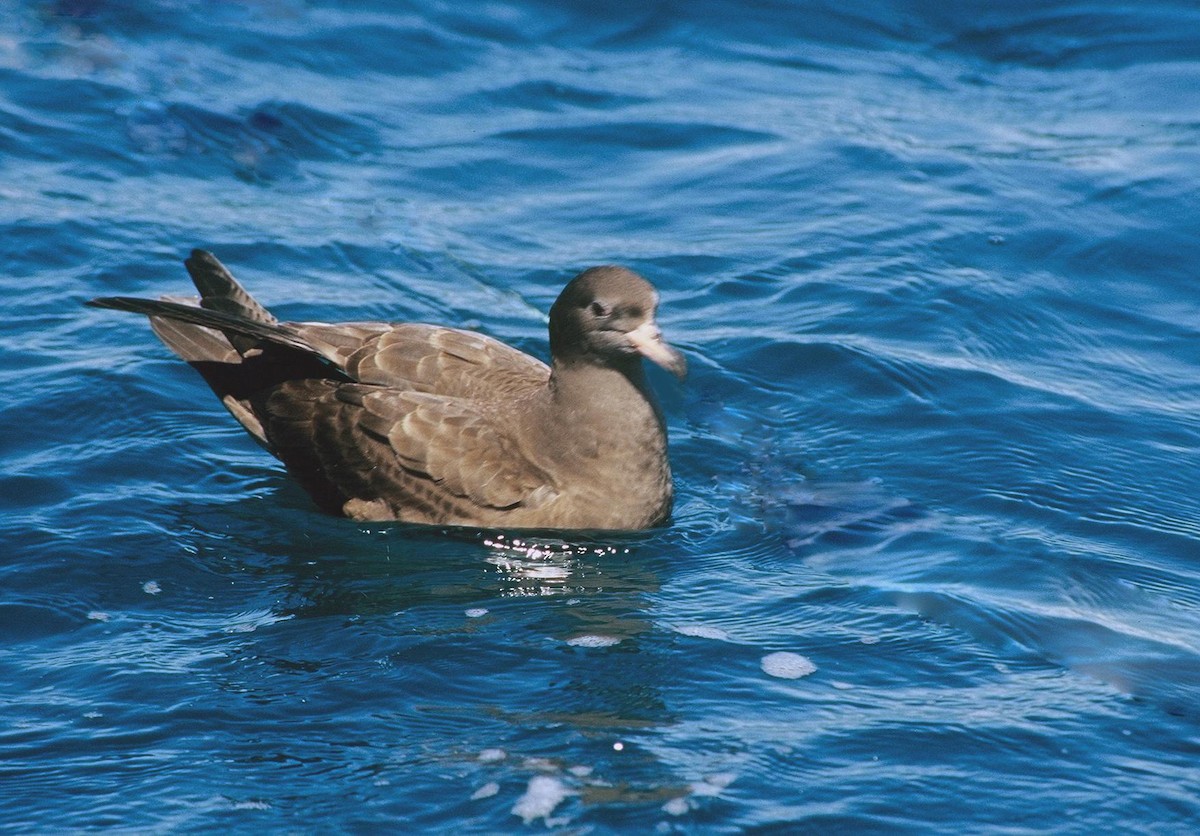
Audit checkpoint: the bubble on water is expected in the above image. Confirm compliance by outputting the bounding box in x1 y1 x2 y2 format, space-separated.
478 748 507 763
673 624 731 641
471 781 500 800
761 652 816 679
512 775 572 825
87 611 111 622
142 580 161 595
567 634 620 647
465 608 489 618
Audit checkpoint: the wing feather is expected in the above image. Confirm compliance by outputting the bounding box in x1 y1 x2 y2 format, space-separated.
292 322 548 398
261 380 554 522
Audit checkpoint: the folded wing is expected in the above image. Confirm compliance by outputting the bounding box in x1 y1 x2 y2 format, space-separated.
88 250 554 523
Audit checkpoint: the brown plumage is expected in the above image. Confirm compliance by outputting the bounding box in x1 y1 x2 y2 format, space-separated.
88 250 686 530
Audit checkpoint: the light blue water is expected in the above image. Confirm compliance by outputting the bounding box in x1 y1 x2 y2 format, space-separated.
3 0 1200 831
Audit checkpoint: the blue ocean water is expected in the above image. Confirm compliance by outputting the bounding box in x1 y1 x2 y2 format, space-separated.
3 0 1200 830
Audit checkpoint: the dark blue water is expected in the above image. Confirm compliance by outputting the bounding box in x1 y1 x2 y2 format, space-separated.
4 0 1200 831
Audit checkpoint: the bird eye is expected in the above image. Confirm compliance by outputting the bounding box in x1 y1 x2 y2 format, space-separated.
589 301 611 318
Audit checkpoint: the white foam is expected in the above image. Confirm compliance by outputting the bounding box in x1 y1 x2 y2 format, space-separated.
673 624 731 641
663 797 690 816
478 748 507 763
231 800 270 811
761 652 816 679
567 634 620 647
691 772 737 797
511 775 571 825
142 580 161 595
465 608 489 618
471 782 500 800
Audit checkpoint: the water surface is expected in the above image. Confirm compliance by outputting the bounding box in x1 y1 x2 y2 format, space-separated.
3 0 1200 831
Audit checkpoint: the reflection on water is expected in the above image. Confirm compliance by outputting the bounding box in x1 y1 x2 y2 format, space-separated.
483 534 632 597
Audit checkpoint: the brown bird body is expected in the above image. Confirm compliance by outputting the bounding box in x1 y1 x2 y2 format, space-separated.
88 251 685 530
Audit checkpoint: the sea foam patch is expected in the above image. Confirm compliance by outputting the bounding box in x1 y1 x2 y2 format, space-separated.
761 651 816 679
511 775 572 825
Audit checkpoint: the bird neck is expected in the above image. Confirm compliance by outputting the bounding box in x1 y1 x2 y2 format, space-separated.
542 358 665 443
523 358 673 529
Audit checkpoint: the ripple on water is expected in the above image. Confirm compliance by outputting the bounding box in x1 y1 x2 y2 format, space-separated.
5 1 1200 833
123 100 380 183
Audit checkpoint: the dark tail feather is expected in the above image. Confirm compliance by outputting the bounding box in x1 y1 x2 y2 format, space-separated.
86 296 329 361
87 259 352 453
185 249 277 324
